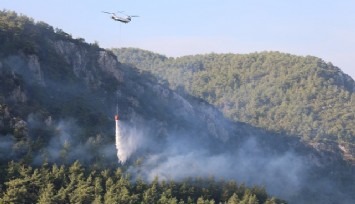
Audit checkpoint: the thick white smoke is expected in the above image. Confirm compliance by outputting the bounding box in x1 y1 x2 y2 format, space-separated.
127 136 307 200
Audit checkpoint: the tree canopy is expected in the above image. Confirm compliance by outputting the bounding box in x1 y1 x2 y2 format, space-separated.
0 161 283 204
113 48 355 157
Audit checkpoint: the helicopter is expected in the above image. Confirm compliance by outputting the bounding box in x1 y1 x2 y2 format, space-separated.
102 11 139 23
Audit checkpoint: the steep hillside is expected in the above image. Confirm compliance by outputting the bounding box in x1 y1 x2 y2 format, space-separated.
113 48 355 163
1 11 355 203
0 10 238 166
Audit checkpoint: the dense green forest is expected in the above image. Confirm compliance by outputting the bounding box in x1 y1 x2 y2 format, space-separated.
0 10 286 203
1 10 355 203
113 48 355 162
0 161 282 204
0 10 96 57
0 10 117 166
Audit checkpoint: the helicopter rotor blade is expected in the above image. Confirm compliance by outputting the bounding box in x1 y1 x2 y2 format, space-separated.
102 11 114 15
130 15 140 17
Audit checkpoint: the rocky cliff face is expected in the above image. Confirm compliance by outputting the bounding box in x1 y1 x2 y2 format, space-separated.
27 55 45 86
52 40 123 87
0 35 235 147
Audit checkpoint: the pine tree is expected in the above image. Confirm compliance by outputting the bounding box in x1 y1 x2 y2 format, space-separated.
104 178 119 204
53 187 69 203
38 183 55 204
197 197 206 204
2 178 30 203
93 177 104 203
69 176 94 203
240 190 259 204
51 164 67 190
227 193 239 204
264 197 277 204
142 176 160 204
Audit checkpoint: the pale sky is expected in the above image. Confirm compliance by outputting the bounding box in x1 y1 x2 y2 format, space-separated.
1 0 355 79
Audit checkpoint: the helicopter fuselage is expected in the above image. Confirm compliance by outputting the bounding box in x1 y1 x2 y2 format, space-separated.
111 15 131 23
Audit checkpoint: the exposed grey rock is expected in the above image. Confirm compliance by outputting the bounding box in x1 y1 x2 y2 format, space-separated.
52 40 123 87
53 40 88 76
10 86 27 103
98 51 123 82
27 55 45 86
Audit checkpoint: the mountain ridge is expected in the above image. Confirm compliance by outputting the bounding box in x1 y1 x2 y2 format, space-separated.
113 47 355 164
1 10 355 203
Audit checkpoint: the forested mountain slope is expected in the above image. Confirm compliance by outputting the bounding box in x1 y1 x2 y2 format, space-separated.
0 10 238 167
0 10 290 203
113 48 355 163
1 10 355 203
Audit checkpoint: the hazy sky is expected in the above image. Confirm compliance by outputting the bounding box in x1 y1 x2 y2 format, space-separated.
2 0 355 79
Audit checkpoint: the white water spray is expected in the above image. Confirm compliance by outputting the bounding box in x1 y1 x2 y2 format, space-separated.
115 91 145 163
115 116 145 164
115 90 127 163
115 115 127 163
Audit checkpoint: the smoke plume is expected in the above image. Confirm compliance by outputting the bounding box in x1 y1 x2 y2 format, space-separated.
115 120 147 164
